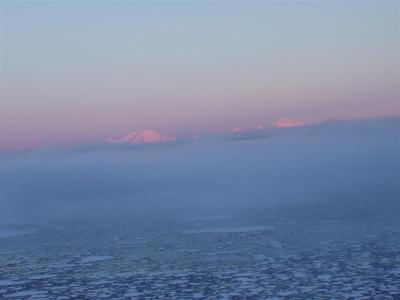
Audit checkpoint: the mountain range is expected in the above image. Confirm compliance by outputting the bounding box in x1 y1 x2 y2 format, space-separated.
105 118 306 145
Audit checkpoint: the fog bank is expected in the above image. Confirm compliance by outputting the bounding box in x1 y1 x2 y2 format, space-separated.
0 117 399 221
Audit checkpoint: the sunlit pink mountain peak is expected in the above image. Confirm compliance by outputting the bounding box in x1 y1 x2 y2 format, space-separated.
272 118 305 128
106 129 176 144
231 127 244 133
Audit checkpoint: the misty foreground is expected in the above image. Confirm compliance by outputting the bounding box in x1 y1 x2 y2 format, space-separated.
0 118 399 299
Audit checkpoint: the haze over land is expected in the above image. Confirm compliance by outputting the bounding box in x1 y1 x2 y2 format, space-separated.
1 117 398 222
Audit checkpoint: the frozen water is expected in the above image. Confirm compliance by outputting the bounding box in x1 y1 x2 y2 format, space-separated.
80 256 114 264
0 229 36 238
182 215 233 222
181 225 274 234
0 206 399 299
30 275 56 280
0 280 29 287
5 290 48 297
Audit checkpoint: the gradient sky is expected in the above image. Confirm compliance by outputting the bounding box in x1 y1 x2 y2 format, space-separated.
1 1 399 150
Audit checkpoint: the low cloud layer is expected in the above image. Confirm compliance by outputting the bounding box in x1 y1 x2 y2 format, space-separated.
0 117 398 221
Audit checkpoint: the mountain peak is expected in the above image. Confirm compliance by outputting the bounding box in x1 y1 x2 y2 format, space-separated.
272 118 305 128
106 129 176 145
231 128 244 133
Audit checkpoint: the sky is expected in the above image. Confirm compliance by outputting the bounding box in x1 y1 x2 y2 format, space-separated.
1 1 399 151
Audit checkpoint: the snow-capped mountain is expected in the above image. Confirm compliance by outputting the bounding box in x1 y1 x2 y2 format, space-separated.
106 129 176 145
272 118 304 128
231 128 244 133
